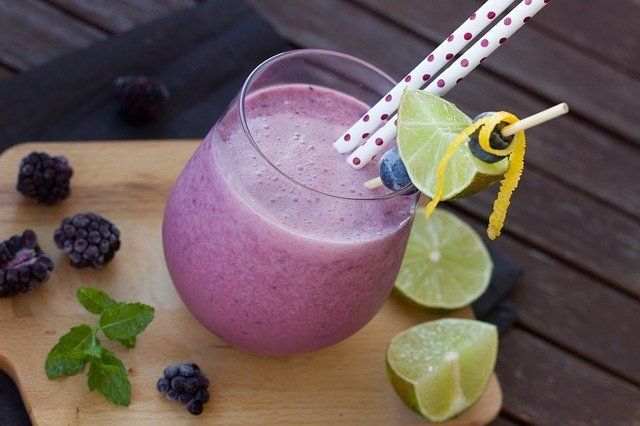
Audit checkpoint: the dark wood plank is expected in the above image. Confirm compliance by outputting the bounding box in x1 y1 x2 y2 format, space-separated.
457 171 640 298
490 416 520 426
0 0 105 71
352 0 640 145
531 0 640 76
497 329 640 424
251 0 640 298
45 0 196 33
456 208 640 385
0 65 14 80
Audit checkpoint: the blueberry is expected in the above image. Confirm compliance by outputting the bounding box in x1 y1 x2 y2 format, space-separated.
378 148 418 194
187 399 204 415
468 111 512 164
156 377 170 393
473 111 496 121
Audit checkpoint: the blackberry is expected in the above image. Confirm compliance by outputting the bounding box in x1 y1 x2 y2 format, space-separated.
114 75 170 124
0 230 54 297
17 152 73 204
157 363 210 415
53 213 121 269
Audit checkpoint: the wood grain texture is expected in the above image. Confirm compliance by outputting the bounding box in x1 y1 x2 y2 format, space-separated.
0 0 105 71
457 172 640 299
0 141 501 425
529 0 640 76
250 0 640 298
488 416 520 426
456 209 640 386
497 329 640 424
45 0 197 33
352 0 640 145
0 65 14 80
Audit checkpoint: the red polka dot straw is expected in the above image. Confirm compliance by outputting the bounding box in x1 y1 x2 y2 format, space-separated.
347 0 552 170
332 0 515 156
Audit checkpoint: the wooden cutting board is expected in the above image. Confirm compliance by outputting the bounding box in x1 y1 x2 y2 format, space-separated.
0 141 501 425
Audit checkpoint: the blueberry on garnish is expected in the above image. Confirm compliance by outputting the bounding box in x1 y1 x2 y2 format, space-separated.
157 362 210 415
467 112 513 164
379 147 418 194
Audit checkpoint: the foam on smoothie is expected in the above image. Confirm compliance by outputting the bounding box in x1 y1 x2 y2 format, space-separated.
217 84 414 242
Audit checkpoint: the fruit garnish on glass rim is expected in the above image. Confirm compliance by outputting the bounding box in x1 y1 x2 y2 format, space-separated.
392 89 568 240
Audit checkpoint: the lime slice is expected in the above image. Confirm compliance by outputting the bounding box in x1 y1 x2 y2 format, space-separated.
395 208 492 309
387 319 498 422
397 89 508 199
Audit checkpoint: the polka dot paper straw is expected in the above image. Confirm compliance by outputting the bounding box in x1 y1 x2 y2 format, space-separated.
332 0 515 154
348 0 552 170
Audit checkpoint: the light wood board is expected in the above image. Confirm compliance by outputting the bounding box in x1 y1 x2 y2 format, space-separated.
0 141 501 425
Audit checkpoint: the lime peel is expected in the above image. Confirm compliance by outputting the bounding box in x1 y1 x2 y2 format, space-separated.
425 111 526 240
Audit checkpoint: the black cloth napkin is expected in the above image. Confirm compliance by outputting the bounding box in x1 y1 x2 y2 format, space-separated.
473 244 521 334
0 1 520 423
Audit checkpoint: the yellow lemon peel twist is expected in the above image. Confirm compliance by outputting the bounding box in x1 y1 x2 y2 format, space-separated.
425 111 526 240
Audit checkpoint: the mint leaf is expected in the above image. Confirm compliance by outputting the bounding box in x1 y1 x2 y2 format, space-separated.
117 336 136 349
87 348 130 406
45 324 92 379
77 287 114 315
83 327 102 359
99 302 154 340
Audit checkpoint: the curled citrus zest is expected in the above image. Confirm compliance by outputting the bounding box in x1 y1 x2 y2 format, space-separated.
424 111 526 240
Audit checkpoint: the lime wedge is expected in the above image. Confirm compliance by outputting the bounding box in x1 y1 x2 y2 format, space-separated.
395 208 492 309
387 319 498 422
397 89 508 199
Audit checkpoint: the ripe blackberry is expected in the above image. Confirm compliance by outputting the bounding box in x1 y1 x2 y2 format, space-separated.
157 363 210 415
53 213 121 269
17 152 73 204
114 75 170 124
0 230 54 297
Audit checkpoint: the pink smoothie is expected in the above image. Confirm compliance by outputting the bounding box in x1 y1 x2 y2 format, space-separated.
163 84 416 355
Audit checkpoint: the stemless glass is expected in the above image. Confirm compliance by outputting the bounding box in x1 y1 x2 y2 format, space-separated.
163 50 418 355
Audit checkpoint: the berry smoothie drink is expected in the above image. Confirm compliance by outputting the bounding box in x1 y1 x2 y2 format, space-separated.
163 50 417 355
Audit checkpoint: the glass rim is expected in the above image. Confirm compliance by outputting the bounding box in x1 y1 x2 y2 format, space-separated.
238 48 415 202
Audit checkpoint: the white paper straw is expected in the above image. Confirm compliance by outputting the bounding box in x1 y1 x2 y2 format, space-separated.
347 0 552 169
332 0 515 154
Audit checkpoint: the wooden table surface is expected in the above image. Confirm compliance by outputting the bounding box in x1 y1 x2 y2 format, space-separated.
1 0 639 424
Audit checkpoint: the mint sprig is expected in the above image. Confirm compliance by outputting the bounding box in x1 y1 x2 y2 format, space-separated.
45 287 155 406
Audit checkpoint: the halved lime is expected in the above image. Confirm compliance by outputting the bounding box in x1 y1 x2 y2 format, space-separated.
395 208 492 309
397 89 508 199
387 319 498 422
